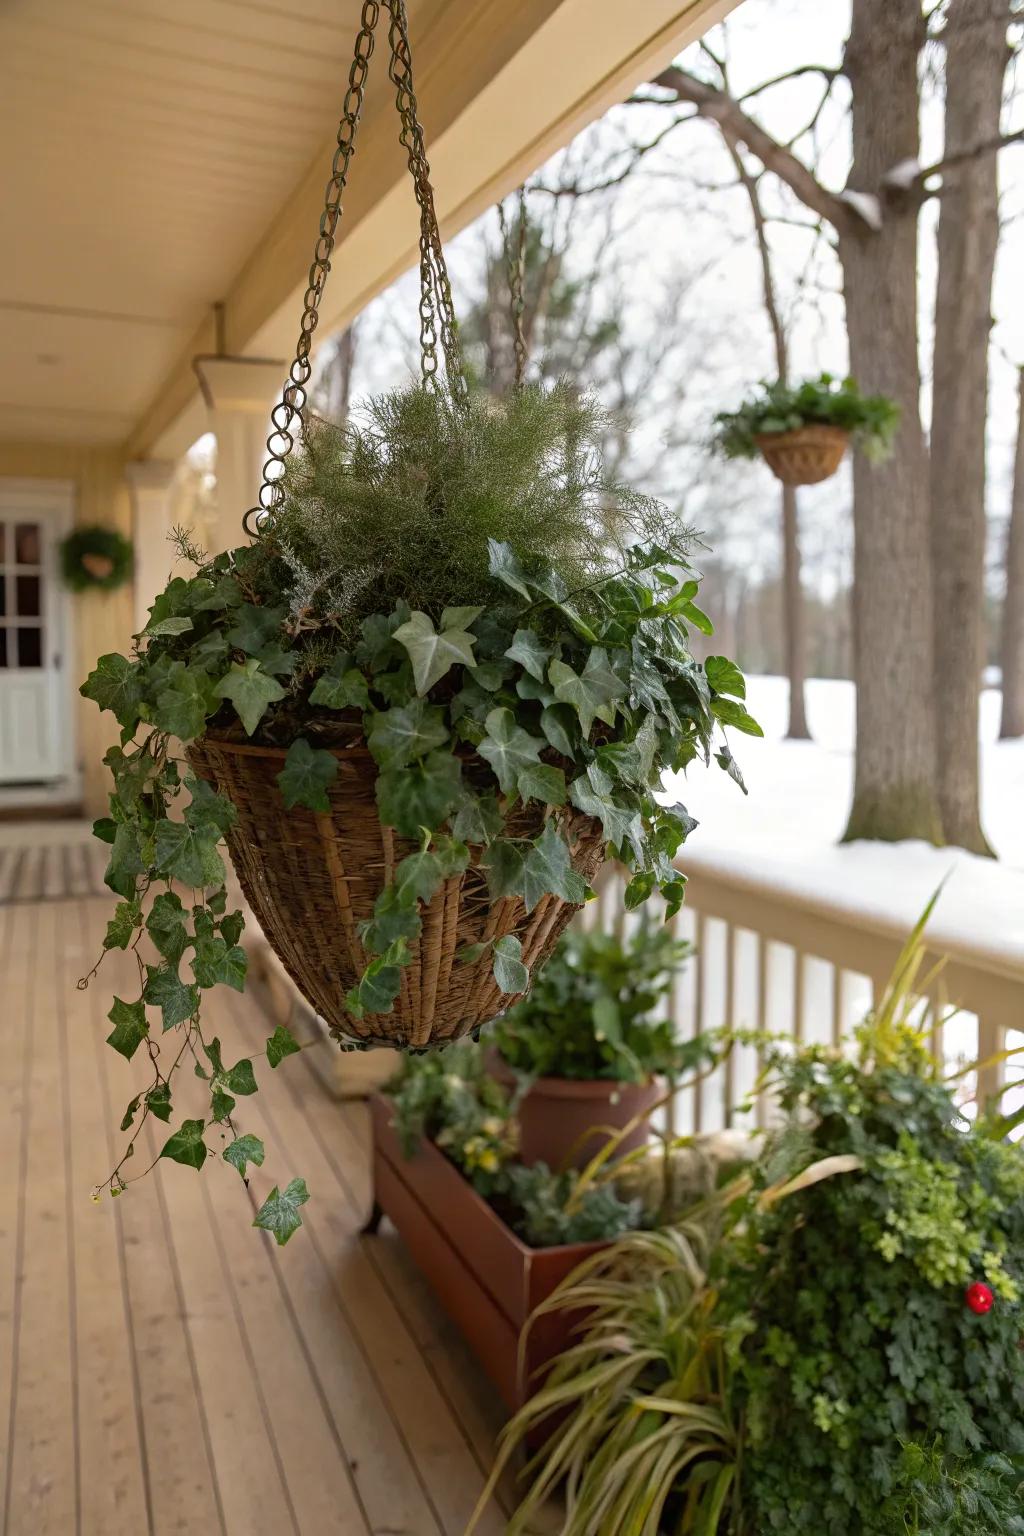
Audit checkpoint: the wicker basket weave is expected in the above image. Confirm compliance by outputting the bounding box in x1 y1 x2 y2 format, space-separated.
754 424 849 486
187 735 606 1050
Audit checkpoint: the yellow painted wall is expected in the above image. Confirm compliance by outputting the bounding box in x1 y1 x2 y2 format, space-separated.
0 442 134 817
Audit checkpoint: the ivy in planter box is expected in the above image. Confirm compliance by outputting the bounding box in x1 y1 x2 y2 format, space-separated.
81 382 758 1235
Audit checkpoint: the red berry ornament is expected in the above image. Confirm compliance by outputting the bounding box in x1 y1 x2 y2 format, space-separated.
965 1281 994 1315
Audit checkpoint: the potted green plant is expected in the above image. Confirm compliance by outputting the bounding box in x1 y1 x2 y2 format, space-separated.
369 1043 642 1413
78 2 756 1235
470 910 1024 1535
713 371 900 485
491 923 708 1170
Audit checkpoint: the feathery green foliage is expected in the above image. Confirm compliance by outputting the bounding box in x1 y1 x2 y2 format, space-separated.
272 381 676 637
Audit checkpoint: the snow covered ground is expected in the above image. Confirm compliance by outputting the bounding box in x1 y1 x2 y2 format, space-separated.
667 676 1024 968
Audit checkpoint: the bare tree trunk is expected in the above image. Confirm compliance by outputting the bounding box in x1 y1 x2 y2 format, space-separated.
781 483 811 737
324 323 358 426
724 138 811 740
929 0 1006 853
841 0 943 844
1000 369 1024 737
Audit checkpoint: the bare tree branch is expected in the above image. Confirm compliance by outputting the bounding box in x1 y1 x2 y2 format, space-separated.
916 123 1024 189
648 65 857 234
737 63 842 103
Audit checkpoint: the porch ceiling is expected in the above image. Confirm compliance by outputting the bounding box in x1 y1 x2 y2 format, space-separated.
0 0 735 458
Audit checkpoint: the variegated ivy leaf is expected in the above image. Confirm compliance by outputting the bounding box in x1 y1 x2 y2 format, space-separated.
569 764 641 854
493 934 530 995
451 792 504 845
80 653 145 729
521 821 588 913
517 762 567 807
477 707 544 795
277 737 339 812
253 1177 310 1246
346 939 410 1017
144 962 199 1030
160 1119 208 1172
394 609 479 695
367 698 448 769
308 652 370 711
548 648 627 736
716 744 748 794
224 1133 264 1180
375 751 462 839
214 658 286 736
505 627 550 683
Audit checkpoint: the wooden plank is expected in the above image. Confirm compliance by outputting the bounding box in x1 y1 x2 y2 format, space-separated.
63 904 151 1536
208 1055 451 1536
93 949 226 1536
13 845 43 903
226 997 507 1536
0 846 20 903
42 845 65 901
4 900 78 1536
66 841 92 898
0 902 25 1512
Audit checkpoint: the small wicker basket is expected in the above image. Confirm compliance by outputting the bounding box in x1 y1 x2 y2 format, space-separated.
754 424 849 486
187 736 605 1050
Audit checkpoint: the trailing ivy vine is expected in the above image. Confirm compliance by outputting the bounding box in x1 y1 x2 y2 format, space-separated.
81 383 758 1239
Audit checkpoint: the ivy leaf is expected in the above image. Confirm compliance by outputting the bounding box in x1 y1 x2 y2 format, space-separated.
309 657 370 711
505 628 550 683
266 1024 301 1068
539 703 579 758
105 823 145 901
493 935 529 995
569 765 642 853
215 659 286 737
468 659 511 692
477 708 544 795
487 539 533 602
451 793 505 845
144 963 199 1029
120 1094 141 1132
521 821 588 913
146 891 189 963
80 653 145 728
159 1119 208 1172
360 885 423 954
154 820 225 890
253 1177 310 1246
222 1058 257 1096
219 909 245 947
483 839 527 901
253 643 297 678
145 1082 173 1123
517 763 567 807
224 1133 264 1180
210 1086 235 1122
367 699 448 769
716 744 749 794
393 609 478 695
143 615 194 639
392 838 469 906
106 997 148 1060
375 752 462 838
277 737 339 812
104 900 139 951
152 665 214 740
549 649 626 736
705 655 746 700
711 697 764 737
191 935 247 991
226 603 285 654
185 775 237 838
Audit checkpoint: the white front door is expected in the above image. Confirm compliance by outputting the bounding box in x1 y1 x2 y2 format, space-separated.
0 482 74 787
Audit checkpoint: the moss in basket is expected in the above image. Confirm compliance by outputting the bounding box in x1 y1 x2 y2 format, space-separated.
80 379 760 1241
713 371 900 463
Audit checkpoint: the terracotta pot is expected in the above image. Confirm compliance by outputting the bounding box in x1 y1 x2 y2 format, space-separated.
367 1095 607 1429
512 1069 665 1172
754 423 849 486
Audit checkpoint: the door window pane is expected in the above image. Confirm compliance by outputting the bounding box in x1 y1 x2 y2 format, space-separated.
0 524 5 562
15 524 41 565
17 628 42 668
0 578 5 617
0 631 6 668
15 575 40 617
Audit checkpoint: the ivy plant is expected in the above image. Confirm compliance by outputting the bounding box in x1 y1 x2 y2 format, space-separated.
80 381 757 1237
713 371 900 462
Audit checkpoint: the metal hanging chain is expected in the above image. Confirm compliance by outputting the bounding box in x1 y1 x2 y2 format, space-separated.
385 0 466 398
497 185 528 388
245 0 465 537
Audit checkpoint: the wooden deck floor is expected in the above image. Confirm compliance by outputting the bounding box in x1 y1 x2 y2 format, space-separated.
0 891 511 1536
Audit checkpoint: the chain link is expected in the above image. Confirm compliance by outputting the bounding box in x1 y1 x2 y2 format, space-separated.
497 185 528 388
244 0 465 538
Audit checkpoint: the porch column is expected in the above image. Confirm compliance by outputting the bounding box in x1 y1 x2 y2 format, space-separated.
126 459 178 634
193 357 284 554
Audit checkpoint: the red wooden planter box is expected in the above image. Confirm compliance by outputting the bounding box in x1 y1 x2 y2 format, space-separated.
368 1093 608 1414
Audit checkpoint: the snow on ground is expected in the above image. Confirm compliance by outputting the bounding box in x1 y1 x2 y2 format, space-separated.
666 677 1024 968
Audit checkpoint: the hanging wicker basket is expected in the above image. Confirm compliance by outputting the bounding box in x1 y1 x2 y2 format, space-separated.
754 424 849 486
188 736 605 1049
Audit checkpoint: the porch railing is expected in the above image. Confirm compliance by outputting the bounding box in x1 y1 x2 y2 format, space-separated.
578 855 1024 1134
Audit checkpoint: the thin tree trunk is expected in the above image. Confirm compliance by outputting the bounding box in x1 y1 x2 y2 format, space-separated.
841 0 943 844
929 0 1006 853
999 369 1024 736
325 323 358 426
781 483 811 737
725 137 811 740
